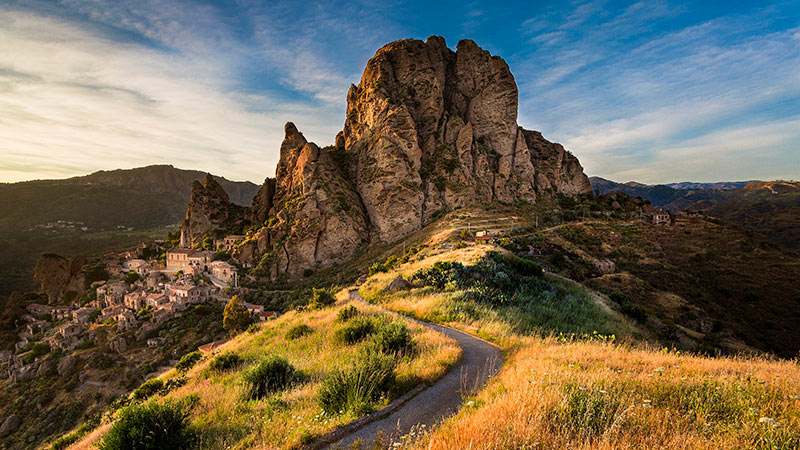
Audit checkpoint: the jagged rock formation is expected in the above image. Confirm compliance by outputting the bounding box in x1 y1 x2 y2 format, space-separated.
180 174 248 247
204 37 590 280
33 254 86 304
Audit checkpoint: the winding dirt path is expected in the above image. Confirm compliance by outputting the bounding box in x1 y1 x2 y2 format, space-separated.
323 290 503 449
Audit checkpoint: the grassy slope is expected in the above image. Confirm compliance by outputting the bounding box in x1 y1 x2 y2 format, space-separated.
353 230 800 450
62 292 460 450
543 218 800 357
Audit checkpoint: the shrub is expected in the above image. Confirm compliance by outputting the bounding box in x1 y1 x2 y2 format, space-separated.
336 305 359 322
31 342 50 358
410 261 464 290
242 356 296 400
285 324 313 340
318 350 396 415
123 270 141 285
334 317 377 345
310 288 336 309
132 378 164 401
223 295 253 332
175 351 202 372
508 255 544 277
609 291 648 323
368 255 399 275
98 399 195 450
208 351 240 372
372 321 414 356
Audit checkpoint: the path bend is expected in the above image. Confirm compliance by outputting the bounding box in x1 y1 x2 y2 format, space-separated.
324 290 503 449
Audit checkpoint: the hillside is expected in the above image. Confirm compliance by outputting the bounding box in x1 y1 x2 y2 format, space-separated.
702 181 800 254
589 176 736 210
0 166 259 302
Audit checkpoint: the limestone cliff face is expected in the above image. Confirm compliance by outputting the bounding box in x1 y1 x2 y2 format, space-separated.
195 37 591 280
33 254 86 304
245 124 369 278
180 174 247 247
339 36 590 242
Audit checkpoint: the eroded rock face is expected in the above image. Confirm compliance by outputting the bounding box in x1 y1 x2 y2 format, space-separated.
257 123 369 279
180 174 247 247
33 254 86 304
339 36 589 243
188 37 592 281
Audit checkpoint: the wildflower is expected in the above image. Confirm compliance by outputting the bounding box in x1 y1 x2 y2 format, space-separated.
789 395 799 400
578 387 587 391
643 399 651 403
654 367 665 373
600 390 608 394
467 401 475 406
568 364 575 368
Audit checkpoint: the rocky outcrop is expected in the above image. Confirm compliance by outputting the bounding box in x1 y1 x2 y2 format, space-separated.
337 37 590 242
180 174 248 247
190 37 591 280
0 414 20 438
255 123 369 279
33 254 86 304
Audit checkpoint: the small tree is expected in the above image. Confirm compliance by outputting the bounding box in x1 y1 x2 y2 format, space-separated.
310 288 335 309
223 296 252 332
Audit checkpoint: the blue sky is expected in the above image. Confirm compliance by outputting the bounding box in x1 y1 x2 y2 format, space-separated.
1 0 798 184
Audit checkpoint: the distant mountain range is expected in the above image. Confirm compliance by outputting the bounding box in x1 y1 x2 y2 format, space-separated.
0 165 259 301
591 176 800 253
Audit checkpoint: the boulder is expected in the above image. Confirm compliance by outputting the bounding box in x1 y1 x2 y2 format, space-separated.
0 414 20 438
383 275 412 292
57 355 77 376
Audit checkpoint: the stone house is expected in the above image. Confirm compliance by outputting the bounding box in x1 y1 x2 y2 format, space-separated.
51 306 72 321
25 304 51 316
122 258 146 271
57 323 83 340
188 251 214 271
166 248 194 272
592 259 617 275
258 311 279 322
210 261 237 284
146 337 165 348
169 284 207 305
217 235 244 251
73 307 95 324
101 304 126 320
124 291 145 311
150 308 170 325
246 304 265 315
652 211 671 226
145 293 169 309
116 312 137 332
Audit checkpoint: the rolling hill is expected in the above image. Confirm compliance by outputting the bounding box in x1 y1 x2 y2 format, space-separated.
0 166 259 302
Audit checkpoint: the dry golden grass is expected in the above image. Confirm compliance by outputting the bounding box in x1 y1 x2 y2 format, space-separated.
66 293 460 450
406 339 800 450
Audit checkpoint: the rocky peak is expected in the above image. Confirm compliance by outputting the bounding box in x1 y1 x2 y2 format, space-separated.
180 174 246 247
193 36 592 280
338 35 589 243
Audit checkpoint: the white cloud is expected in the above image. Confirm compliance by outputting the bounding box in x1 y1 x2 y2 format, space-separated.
0 5 344 183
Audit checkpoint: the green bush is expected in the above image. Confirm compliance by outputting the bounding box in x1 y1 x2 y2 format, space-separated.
132 378 164 401
310 288 336 309
368 255 399 276
31 341 50 358
285 324 313 340
371 321 414 356
318 350 396 415
336 305 359 322
410 261 464 290
175 351 202 372
208 351 241 372
98 399 195 450
609 291 648 323
123 270 141 285
334 317 377 345
242 356 296 400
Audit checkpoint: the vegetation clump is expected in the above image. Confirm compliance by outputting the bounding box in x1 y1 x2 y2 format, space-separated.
175 351 202 372
334 316 377 345
336 305 360 322
131 378 164 402
208 351 241 372
310 288 336 309
285 324 313 340
98 398 196 450
371 321 414 356
318 350 396 415
242 355 296 400
223 295 253 332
